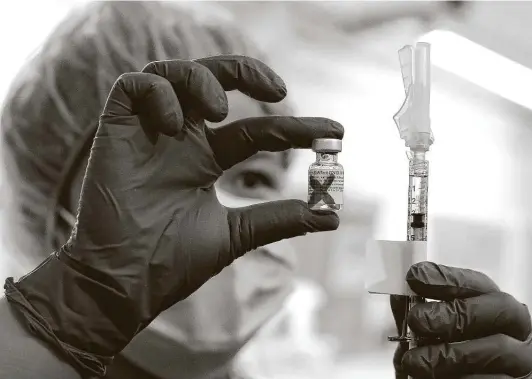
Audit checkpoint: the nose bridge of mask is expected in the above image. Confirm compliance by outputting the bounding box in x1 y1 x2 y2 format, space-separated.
58 206 77 228
215 184 297 262
215 185 265 208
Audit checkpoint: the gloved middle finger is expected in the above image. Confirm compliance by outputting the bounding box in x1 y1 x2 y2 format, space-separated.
195 55 287 103
403 334 532 378
408 292 532 342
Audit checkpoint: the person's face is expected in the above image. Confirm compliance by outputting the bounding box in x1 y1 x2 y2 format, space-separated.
212 91 288 201
68 92 288 213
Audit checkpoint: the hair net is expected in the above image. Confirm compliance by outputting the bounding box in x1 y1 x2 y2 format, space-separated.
0 1 293 271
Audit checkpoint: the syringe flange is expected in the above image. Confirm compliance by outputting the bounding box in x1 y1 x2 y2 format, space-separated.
388 336 422 342
388 335 441 343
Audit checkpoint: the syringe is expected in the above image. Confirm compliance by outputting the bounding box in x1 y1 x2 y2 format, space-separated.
388 150 429 347
389 42 433 371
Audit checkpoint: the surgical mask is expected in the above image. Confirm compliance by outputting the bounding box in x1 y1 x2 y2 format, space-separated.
216 184 269 208
115 185 298 379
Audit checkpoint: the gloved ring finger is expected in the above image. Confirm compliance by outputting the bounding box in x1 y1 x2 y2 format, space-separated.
408 292 531 342
142 60 228 122
402 333 532 378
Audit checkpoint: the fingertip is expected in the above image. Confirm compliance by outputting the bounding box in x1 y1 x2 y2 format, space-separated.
204 75 229 122
110 72 185 136
406 261 432 280
163 111 184 137
194 66 229 122
407 261 500 300
331 120 344 139
406 261 445 299
205 98 229 123
270 77 287 102
278 82 288 97
261 70 287 103
301 117 344 142
406 304 432 337
242 56 288 103
227 199 339 256
141 75 184 137
306 208 340 231
196 55 288 103
143 60 230 123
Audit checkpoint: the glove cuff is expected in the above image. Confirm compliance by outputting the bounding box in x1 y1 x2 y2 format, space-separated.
4 252 137 377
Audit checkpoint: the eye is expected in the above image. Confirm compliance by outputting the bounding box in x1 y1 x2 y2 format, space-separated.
237 170 275 190
217 156 285 200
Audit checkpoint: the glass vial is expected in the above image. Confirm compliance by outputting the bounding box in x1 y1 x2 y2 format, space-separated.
308 138 344 211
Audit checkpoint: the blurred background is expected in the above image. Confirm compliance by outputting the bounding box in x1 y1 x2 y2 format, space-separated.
2 1 532 378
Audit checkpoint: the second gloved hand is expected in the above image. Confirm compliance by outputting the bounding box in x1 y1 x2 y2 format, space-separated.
4 55 343 377
392 261 532 379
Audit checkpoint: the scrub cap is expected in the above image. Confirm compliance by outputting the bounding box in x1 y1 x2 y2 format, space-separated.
0 1 292 263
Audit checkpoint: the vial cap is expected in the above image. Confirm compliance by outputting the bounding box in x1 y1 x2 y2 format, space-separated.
312 138 342 153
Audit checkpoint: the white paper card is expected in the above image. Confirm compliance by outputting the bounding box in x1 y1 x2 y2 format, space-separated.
365 240 428 295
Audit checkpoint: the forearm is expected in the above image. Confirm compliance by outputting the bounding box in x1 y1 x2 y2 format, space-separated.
0 296 81 379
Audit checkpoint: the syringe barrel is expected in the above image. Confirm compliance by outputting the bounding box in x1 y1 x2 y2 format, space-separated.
407 152 429 241
406 152 429 373
388 151 431 348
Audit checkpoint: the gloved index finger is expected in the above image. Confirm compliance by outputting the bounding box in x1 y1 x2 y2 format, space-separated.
195 55 287 103
208 116 344 170
407 261 500 301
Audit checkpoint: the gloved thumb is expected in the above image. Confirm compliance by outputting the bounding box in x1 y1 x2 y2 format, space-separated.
226 199 339 255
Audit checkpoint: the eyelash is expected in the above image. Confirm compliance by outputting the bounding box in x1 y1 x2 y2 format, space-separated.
237 170 275 190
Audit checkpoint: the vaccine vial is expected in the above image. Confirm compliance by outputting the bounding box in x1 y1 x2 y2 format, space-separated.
308 138 344 211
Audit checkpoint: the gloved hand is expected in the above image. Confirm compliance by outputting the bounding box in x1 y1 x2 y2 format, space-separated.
4 55 343 377
392 261 532 379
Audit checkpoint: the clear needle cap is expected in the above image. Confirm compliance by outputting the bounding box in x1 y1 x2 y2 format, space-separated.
393 42 434 152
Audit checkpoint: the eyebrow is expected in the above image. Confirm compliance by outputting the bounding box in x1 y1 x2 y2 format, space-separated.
239 151 285 169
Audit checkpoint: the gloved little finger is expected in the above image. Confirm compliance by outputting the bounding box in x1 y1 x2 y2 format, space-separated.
101 72 184 137
195 55 287 103
408 292 532 342
391 295 409 379
142 60 228 122
207 116 344 170
407 261 500 302
402 333 532 378
394 341 409 379
226 199 339 255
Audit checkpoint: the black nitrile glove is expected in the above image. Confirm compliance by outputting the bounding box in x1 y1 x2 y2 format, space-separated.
4 55 343 377
392 261 532 379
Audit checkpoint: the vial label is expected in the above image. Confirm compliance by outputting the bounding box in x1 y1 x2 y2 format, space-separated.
308 169 344 209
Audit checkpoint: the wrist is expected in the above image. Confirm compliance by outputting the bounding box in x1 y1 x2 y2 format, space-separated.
4 252 134 377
